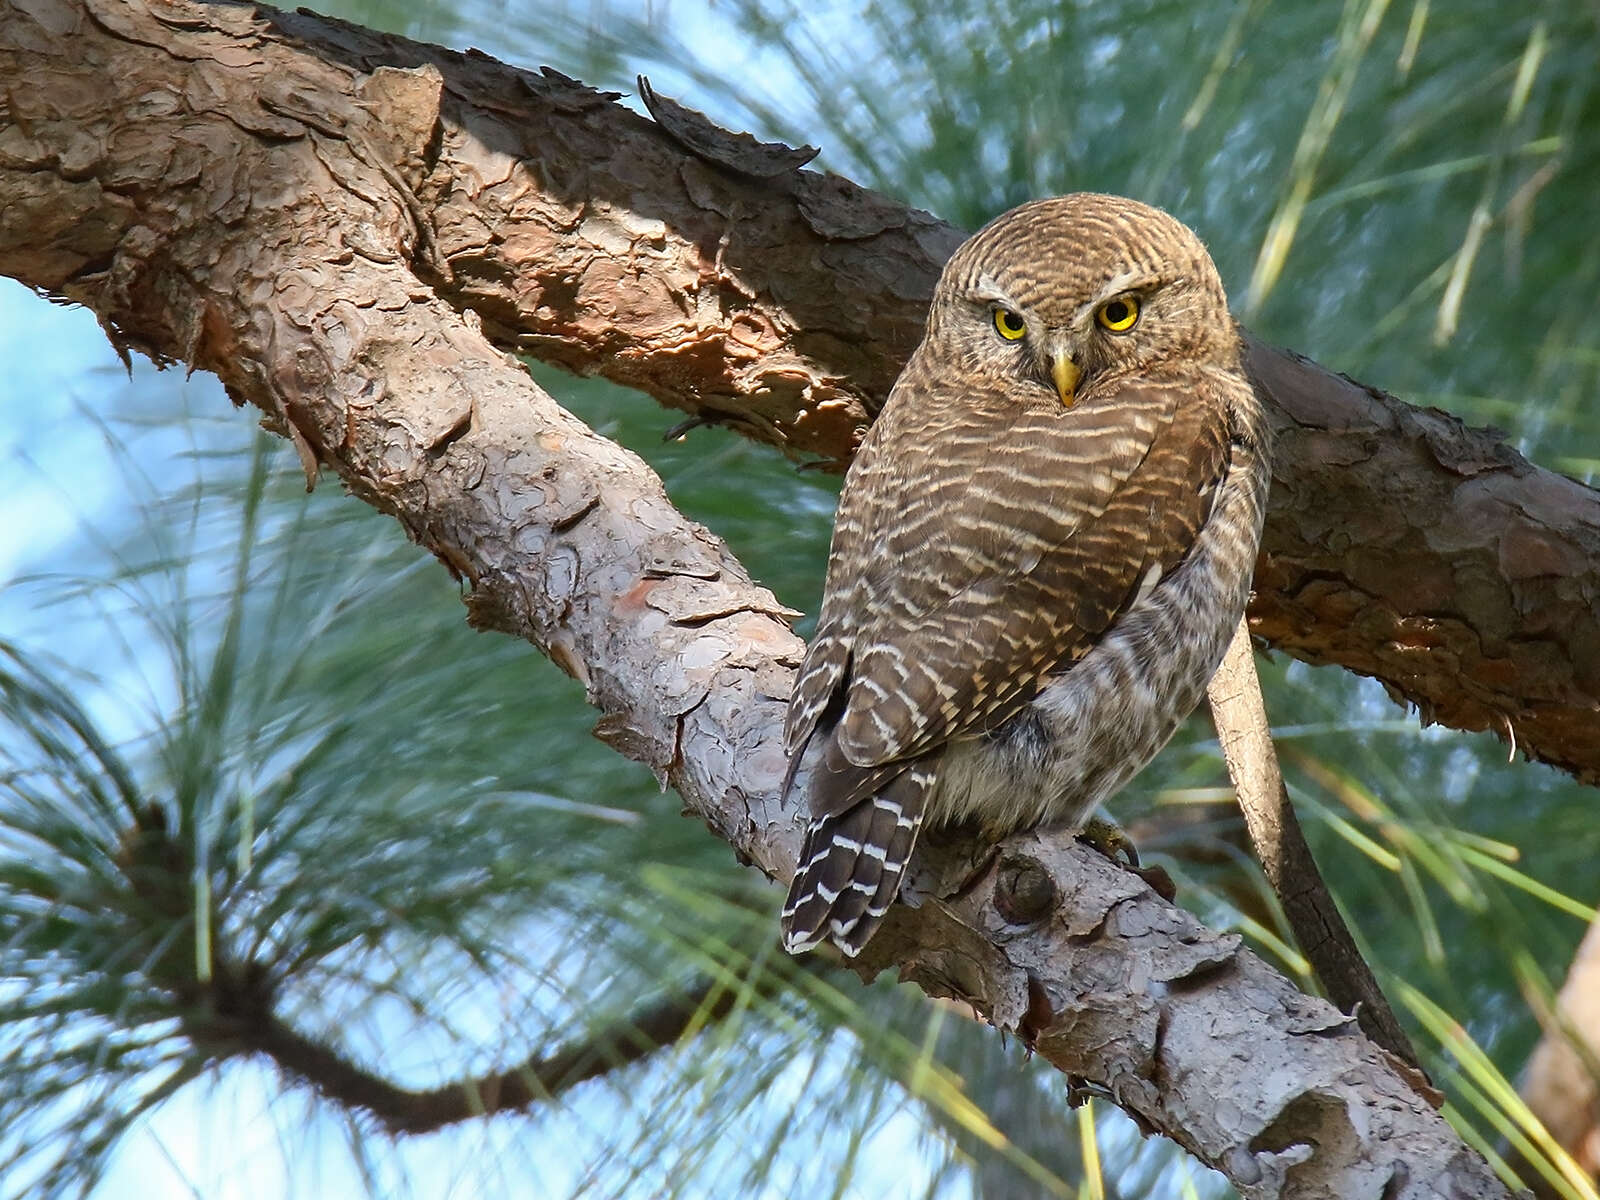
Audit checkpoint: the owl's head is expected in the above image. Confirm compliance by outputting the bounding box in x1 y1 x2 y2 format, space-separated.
926 193 1236 406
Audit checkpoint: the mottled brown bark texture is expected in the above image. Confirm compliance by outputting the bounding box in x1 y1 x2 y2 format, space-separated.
6 1 1598 781
0 1 1576 1195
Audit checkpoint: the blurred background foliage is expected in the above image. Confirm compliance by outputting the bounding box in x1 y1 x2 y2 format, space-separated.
1 0 1597 1196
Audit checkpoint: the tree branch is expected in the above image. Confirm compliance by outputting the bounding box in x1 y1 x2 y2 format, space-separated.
1207 617 1422 1070
128 789 753 1138
1518 913 1600 1196
212 974 748 1136
0 2 1542 1193
8 4 1597 781
305 7 1600 783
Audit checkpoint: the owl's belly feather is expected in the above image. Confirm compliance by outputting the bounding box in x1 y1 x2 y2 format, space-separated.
925 447 1268 838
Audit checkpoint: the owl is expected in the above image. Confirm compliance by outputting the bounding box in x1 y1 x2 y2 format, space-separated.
780 193 1271 956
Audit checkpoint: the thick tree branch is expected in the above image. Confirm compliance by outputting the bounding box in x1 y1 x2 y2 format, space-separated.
292 6 1600 783
0 2 1546 1194
1238 342 1599 785
5 5 1597 781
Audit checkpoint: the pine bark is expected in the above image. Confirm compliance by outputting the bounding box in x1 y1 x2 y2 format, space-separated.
6 2 1597 782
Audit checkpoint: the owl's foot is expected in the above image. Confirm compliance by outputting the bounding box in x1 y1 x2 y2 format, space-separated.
1076 815 1138 865
1075 817 1177 901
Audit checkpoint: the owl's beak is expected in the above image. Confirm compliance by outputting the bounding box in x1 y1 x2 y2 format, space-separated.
1051 353 1081 407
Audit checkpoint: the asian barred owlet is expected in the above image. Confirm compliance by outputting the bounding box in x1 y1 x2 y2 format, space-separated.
780 193 1270 956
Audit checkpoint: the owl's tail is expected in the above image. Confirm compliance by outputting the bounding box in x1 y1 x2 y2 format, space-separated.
780 763 934 957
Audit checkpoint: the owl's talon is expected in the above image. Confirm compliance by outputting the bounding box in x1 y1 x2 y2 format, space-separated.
1074 818 1177 899
1076 815 1139 867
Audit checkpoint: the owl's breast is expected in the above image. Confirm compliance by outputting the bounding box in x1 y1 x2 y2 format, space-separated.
925 424 1270 837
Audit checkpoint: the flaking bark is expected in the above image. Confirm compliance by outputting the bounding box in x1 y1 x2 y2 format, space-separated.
5 2 1597 782
0 1 1569 1194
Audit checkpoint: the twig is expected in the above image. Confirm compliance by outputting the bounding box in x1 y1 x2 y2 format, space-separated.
1207 616 1423 1070
209 974 747 1135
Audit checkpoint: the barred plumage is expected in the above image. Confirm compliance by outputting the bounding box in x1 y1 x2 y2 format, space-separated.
780 762 932 956
781 194 1271 957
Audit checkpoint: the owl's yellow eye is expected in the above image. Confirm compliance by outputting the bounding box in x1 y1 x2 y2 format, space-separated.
993 307 1027 341
1096 296 1140 333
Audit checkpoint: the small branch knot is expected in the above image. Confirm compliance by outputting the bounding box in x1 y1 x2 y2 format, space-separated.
993 853 1055 925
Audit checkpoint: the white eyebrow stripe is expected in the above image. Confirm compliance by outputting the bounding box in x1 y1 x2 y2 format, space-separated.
1076 271 1159 323
973 268 1165 325
972 274 1021 308
1097 268 1145 298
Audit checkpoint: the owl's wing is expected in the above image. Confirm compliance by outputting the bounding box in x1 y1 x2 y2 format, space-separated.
785 373 1232 809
